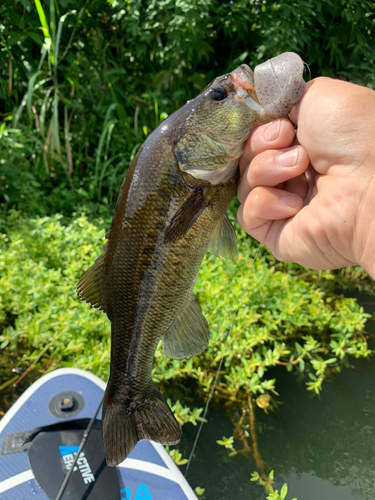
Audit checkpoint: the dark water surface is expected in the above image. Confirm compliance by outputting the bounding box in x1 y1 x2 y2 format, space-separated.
181 293 375 500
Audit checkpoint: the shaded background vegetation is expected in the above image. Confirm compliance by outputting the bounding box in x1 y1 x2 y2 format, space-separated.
0 0 374 219
1 1 375 497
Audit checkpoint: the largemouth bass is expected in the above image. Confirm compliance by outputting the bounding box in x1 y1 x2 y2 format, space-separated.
78 53 305 466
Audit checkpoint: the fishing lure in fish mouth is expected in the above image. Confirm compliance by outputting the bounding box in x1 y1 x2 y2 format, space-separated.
77 52 306 467
254 52 306 117
173 53 305 186
222 52 306 121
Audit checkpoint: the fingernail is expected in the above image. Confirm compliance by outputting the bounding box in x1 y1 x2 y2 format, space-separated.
264 121 281 142
278 147 299 167
281 194 300 208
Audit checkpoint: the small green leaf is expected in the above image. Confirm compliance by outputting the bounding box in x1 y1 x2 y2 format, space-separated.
7 33 22 46
195 486 205 497
27 31 44 45
280 483 288 499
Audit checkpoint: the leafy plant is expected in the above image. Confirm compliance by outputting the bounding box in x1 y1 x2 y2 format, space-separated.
1 2 374 497
1 0 374 218
194 486 205 498
166 447 189 466
0 211 372 497
252 471 297 500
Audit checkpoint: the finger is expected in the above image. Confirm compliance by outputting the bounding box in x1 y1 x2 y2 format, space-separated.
237 145 309 202
237 186 303 243
289 79 315 125
239 118 295 175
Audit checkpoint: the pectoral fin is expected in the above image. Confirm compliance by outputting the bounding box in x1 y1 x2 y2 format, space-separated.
163 294 209 359
164 187 208 243
207 214 238 261
77 252 106 312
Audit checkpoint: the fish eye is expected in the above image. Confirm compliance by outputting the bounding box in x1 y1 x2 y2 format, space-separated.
210 86 228 102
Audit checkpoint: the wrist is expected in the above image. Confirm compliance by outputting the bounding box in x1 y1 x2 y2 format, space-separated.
357 244 375 281
353 177 375 281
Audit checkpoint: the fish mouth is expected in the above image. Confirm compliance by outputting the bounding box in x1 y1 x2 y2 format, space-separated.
230 64 266 117
230 64 255 90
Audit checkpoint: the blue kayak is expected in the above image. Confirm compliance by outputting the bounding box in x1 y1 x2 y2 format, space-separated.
0 368 197 500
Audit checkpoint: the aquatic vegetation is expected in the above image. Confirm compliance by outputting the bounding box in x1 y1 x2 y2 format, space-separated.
252 471 296 500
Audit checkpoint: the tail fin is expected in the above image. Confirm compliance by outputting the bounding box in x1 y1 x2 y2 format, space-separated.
102 386 181 466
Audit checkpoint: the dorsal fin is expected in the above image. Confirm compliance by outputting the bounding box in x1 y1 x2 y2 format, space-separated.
77 252 106 313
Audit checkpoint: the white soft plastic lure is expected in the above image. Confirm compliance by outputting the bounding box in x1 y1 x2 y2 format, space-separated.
254 52 306 117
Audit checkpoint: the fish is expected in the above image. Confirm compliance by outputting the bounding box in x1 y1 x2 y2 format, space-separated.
77 53 306 466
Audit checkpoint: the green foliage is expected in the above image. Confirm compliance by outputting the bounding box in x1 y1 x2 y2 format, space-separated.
0 120 45 216
166 447 189 466
153 238 371 403
0 212 205 427
194 486 205 498
0 212 371 432
252 471 297 500
1 0 374 217
216 435 237 457
0 212 110 376
1 3 374 497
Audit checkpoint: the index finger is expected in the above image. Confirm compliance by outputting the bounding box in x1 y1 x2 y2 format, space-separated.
239 118 295 176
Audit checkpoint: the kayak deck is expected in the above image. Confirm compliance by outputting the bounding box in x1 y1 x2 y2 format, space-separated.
0 368 196 500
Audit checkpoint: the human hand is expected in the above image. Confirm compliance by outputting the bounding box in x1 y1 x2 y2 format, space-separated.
237 77 375 279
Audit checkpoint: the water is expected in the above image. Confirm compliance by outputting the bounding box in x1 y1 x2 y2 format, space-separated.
181 293 375 499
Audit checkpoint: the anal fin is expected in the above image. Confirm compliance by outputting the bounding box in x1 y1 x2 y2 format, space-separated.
163 294 209 359
207 214 238 262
